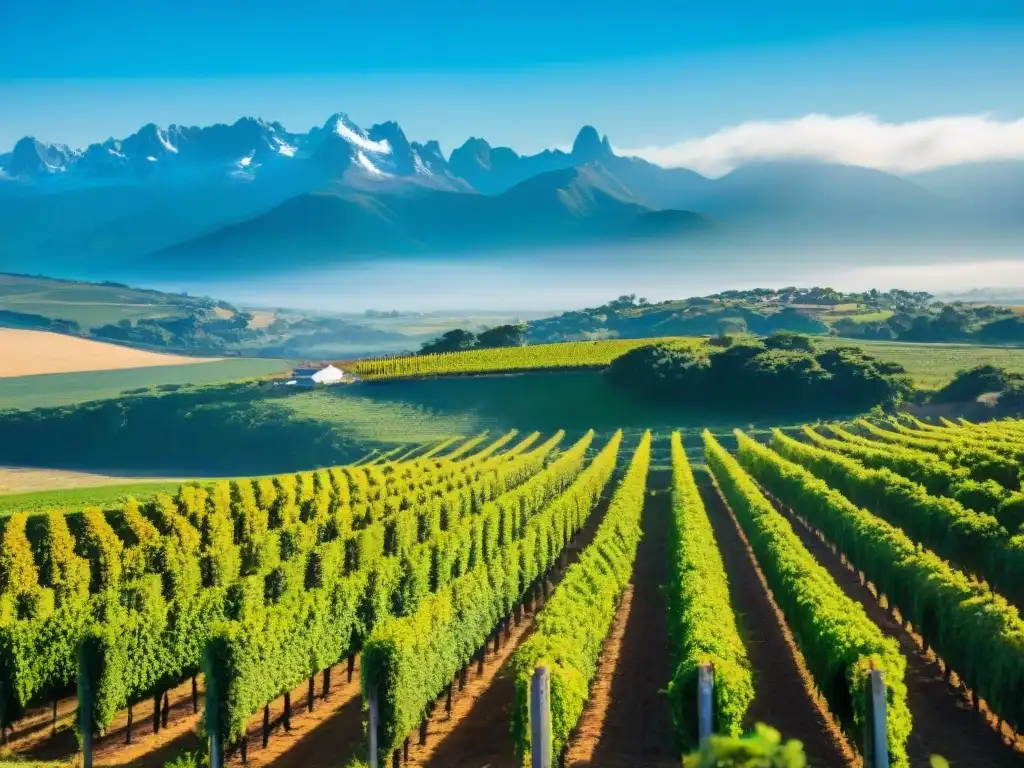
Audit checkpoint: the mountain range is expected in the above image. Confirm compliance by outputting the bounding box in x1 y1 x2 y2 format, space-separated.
2 113 1022 284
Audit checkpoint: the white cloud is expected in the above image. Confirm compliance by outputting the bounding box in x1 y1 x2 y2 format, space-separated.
618 114 1024 178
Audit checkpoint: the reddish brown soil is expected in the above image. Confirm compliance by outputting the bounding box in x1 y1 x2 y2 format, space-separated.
21 676 205 767
699 476 855 767
564 585 636 767
406 609 532 768
565 469 676 768
248 659 366 768
777 500 1023 767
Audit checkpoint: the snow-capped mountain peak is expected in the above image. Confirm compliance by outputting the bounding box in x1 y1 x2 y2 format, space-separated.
5 136 77 177
326 113 391 154
1 111 463 192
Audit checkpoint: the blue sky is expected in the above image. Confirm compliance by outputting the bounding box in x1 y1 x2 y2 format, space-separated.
3 0 1024 156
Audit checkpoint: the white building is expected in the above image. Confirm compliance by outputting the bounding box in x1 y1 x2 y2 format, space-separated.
291 364 345 388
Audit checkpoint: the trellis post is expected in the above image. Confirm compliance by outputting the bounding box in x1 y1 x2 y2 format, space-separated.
864 668 889 768
368 686 380 768
530 666 552 768
698 664 714 744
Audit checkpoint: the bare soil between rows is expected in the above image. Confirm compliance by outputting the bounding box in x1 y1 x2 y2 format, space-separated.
565 468 676 768
698 474 855 767
775 497 1023 767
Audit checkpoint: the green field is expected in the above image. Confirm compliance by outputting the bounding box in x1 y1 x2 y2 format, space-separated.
823 310 894 323
282 372 809 441
0 358 290 410
822 338 1024 388
0 273 196 328
0 298 187 327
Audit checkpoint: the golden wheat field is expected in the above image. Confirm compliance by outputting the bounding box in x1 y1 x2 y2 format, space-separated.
0 328 221 378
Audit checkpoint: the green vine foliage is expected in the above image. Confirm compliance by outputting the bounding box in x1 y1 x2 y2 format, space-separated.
683 723 807 768
736 431 1024 734
0 513 90 726
666 433 753 749
1 432 536 735
511 432 649 763
890 418 1024 465
203 431 564 746
803 426 966 497
769 429 1024 607
0 514 41 598
71 508 124 591
365 431 624 765
853 420 1020 489
705 432 911 768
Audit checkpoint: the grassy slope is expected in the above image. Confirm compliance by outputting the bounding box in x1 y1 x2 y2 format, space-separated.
820 338 1024 389
0 335 1018 500
0 358 289 410
281 372 808 439
0 482 194 515
0 273 197 328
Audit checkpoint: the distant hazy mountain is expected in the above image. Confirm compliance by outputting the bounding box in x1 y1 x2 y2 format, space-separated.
1 111 1021 285
683 160 960 235
143 164 713 277
909 161 1024 221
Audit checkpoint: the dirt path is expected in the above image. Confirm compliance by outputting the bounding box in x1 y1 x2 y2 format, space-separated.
564 468 676 768
777 499 1023 767
410 491 615 768
254 659 366 768
22 676 204 767
699 475 854 767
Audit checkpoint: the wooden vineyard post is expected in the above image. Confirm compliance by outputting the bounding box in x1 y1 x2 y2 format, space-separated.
530 666 552 768
698 664 714 744
863 668 889 768
368 686 380 768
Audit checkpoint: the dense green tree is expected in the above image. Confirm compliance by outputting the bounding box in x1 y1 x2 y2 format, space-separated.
932 365 1021 404
419 329 478 354
763 331 815 353
477 323 527 348
606 336 909 413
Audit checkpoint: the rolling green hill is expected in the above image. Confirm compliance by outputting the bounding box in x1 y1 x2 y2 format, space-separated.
0 272 209 329
0 272 408 358
0 358 289 410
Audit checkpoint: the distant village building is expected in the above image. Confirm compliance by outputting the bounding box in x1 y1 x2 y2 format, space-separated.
291 364 344 388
